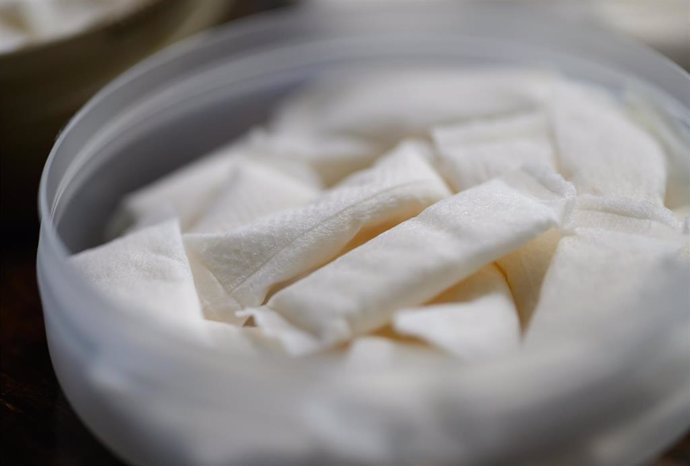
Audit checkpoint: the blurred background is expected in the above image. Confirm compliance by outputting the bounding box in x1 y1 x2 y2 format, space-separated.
1 1 688 464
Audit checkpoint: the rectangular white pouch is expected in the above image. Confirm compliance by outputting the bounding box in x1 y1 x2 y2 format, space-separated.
184 141 450 323
71 219 203 322
252 165 574 354
392 264 521 361
500 195 683 329
109 147 239 235
190 158 318 234
108 139 321 236
431 111 557 191
546 82 667 205
525 227 688 345
247 129 382 186
72 219 285 354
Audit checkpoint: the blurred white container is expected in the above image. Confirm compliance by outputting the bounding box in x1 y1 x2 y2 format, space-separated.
37 4 690 465
310 0 690 68
537 0 690 68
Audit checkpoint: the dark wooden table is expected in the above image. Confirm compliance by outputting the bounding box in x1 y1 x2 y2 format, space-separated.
1 244 124 465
